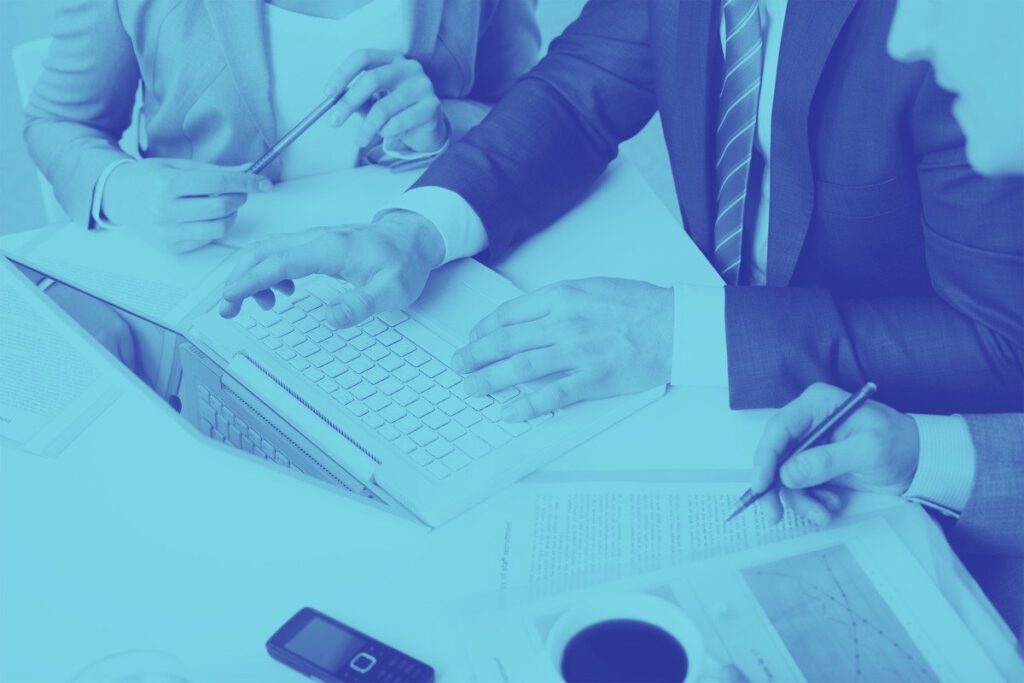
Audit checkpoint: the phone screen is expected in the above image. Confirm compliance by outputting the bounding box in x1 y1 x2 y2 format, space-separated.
284 616 368 673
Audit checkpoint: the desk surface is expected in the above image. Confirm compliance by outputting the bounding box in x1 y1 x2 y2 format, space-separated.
2 161 1020 682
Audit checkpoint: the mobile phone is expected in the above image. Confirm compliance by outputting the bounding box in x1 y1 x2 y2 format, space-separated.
266 607 435 683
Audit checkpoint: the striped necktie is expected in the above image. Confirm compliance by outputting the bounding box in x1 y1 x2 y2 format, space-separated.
713 0 764 284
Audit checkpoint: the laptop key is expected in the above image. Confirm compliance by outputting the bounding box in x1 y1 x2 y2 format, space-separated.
408 375 434 394
334 346 360 363
295 318 318 333
454 433 490 459
491 386 521 404
307 326 331 343
439 422 466 441
426 461 450 480
365 393 390 412
466 395 494 411
348 356 373 373
392 387 419 407
351 382 375 400
294 341 318 357
377 310 410 326
303 367 324 382
362 412 385 429
364 344 388 361
499 420 531 437
436 371 462 389
395 415 421 434
377 329 402 347
347 401 369 417
442 451 471 471
454 410 482 428
361 319 388 336
263 337 283 350
408 399 434 418
318 378 339 394
422 411 450 430
391 339 417 357
378 377 404 396
350 334 375 351
378 423 401 441
423 386 449 405
336 372 361 389
379 354 404 372
380 404 407 423
471 421 512 448
427 439 454 459
308 350 333 368
322 360 347 378
289 356 311 371
323 336 344 352
409 449 434 466
438 397 466 416
275 346 297 360
410 427 437 447
283 331 306 347
395 436 417 453
421 360 446 378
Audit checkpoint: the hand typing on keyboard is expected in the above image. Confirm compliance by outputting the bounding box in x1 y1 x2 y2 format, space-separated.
218 211 444 327
450 278 674 421
233 285 552 481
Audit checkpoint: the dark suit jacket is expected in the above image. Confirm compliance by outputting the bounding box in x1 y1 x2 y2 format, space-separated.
950 414 1024 641
412 0 1024 414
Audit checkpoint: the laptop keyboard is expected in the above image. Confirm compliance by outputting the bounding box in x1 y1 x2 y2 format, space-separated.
196 383 297 470
233 288 550 480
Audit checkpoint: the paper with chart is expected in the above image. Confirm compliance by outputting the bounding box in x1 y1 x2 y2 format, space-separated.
0 262 120 457
458 511 1001 683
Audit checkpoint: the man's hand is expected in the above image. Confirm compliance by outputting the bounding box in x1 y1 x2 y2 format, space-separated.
751 383 921 525
451 278 674 422
219 211 444 327
101 158 271 253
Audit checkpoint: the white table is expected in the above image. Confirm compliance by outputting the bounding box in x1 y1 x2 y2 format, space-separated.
2 161 1019 682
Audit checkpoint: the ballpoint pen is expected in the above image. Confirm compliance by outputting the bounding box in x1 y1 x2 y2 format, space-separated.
725 381 878 522
246 89 347 175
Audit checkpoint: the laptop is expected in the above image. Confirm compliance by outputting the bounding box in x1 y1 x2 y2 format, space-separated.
184 258 665 526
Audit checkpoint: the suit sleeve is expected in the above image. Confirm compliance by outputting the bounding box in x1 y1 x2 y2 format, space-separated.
412 0 659 258
23 0 138 226
948 414 1024 556
467 0 542 103
725 75 1024 414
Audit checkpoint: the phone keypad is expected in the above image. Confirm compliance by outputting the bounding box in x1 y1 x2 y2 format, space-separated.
346 644 432 683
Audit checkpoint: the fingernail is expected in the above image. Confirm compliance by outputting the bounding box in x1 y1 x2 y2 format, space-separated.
218 300 234 318
781 459 808 487
817 490 841 511
809 508 831 526
258 178 272 192
328 304 350 329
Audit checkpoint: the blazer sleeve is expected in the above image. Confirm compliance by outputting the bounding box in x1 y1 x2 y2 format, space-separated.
725 75 1024 414
948 414 1024 556
467 0 541 103
23 0 138 227
412 0 659 258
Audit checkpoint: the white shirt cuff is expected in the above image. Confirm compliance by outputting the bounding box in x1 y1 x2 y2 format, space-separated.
89 158 133 229
381 186 488 264
671 283 728 388
903 414 976 518
380 113 451 163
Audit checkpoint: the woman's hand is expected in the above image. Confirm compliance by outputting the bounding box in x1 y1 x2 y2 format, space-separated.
101 158 271 253
325 49 448 154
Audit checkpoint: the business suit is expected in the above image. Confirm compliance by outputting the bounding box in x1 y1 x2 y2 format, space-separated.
949 414 1024 639
23 0 540 228
411 0 1024 414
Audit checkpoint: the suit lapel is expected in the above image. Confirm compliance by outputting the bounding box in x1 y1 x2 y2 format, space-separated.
202 0 277 149
767 0 858 286
661 0 718 255
404 0 443 58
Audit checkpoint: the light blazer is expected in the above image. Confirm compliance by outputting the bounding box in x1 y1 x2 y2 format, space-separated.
411 0 1024 415
23 0 540 226
950 414 1024 640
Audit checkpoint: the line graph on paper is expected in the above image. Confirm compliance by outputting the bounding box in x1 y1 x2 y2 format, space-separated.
742 546 939 682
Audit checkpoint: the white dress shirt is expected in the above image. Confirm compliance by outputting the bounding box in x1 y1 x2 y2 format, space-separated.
385 0 975 514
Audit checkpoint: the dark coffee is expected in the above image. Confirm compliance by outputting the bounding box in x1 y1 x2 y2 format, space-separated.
560 618 688 683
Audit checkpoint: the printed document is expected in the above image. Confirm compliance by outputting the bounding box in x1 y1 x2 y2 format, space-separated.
0 262 119 456
459 510 1004 683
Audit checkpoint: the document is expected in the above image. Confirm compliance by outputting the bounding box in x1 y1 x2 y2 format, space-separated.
0 262 119 457
223 164 422 248
436 481 819 602
1 224 235 329
459 509 1003 683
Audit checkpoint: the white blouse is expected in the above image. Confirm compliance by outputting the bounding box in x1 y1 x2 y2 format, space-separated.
265 0 408 180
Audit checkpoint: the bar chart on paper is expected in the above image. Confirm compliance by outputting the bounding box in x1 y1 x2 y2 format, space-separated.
743 546 938 682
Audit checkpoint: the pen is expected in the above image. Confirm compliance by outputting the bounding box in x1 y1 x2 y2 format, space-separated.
246 89 347 174
725 381 878 522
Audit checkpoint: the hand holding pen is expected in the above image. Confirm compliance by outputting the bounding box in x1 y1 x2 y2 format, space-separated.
730 382 922 525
